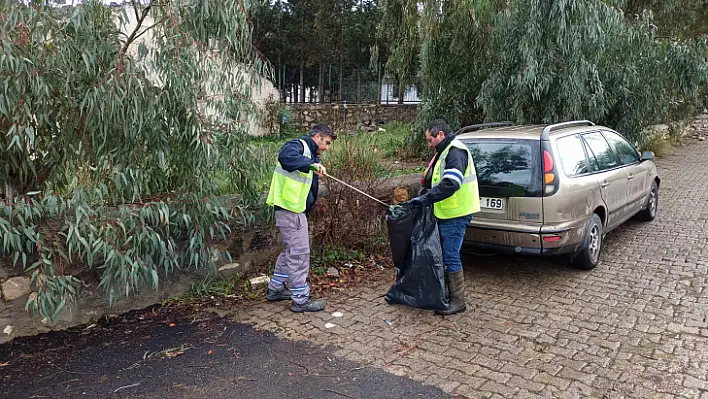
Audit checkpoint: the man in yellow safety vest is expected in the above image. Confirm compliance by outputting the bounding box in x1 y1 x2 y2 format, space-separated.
265 124 336 312
406 119 481 315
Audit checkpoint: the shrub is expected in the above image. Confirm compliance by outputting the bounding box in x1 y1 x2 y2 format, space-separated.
0 0 268 320
310 135 391 251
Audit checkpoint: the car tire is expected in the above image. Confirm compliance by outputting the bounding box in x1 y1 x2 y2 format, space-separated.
570 213 603 270
637 181 659 222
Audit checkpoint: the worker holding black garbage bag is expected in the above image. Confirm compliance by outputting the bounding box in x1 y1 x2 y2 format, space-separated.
386 119 480 315
263 119 479 316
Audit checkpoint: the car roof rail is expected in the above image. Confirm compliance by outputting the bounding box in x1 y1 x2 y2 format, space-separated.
455 121 515 135
541 120 595 140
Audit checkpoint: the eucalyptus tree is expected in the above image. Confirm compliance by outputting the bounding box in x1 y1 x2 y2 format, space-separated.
372 0 421 104
378 0 706 141
476 0 707 140
0 0 270 319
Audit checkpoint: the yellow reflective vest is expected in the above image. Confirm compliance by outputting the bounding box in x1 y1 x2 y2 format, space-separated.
266 139 314 213
431 139 481 219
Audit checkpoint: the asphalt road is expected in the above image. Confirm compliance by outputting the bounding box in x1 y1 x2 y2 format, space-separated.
0 306 451 399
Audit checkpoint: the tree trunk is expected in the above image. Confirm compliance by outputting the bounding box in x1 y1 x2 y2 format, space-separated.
376 62 382 104
356 69 361 103
3 182 14 202
299 61 305 104
398 81 404 104
338 5 345 103
338 59 344 102
318 63 324 103
293 83 298 104
280 62 287 103
328 64 332 103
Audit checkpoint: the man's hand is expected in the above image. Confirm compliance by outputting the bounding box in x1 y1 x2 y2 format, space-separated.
311 163 326 177
405 196 426 207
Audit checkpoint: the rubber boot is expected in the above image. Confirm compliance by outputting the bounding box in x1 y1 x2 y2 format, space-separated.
435 270 467 315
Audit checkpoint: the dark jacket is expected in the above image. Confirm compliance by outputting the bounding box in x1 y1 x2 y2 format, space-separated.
421 135 469 205
274 135 320 215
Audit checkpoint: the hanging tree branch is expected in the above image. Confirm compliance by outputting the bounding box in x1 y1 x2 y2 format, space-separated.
118 0 156 66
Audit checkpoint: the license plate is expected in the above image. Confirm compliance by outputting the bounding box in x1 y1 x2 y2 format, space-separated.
480 197 505 210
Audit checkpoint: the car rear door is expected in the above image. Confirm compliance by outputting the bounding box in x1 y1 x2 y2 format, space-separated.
581 132 629 229
602 130 650 215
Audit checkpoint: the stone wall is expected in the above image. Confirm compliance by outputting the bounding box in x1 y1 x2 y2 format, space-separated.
285 103 419 132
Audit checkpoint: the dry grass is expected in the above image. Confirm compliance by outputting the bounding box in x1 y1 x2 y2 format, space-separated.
639 134 679 158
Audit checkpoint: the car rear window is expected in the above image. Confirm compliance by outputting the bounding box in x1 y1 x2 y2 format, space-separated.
463 139 542 197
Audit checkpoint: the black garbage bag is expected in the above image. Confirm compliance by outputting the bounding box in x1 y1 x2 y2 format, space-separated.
384 203 448 310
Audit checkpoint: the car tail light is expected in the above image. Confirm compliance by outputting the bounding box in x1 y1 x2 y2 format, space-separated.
543 235 562 242
543 151 554 173
541 145 559 196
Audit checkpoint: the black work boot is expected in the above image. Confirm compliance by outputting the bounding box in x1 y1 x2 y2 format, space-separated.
266 287 292 302
435 271 467 315
291 298 326 313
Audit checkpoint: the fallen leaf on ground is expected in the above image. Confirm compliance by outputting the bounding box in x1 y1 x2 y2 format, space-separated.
148 344 193 359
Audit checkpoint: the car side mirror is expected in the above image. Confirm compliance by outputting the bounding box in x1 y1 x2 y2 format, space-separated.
640 151 654 162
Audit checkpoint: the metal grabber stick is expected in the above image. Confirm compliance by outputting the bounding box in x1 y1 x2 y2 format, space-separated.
322 172 390 209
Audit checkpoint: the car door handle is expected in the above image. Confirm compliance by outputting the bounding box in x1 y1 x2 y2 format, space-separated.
627 173 634 180
601 181 609 188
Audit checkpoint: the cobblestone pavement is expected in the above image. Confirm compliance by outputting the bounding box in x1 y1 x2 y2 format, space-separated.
233 135 708 399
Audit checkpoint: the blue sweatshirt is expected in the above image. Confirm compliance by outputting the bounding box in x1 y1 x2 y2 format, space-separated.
274 135 320 215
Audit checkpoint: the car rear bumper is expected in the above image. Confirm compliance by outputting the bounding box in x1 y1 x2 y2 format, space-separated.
464 217 588 256
461 241 579 256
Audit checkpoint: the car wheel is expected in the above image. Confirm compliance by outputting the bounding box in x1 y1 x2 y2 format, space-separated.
637 181 659 222
571 213 603 270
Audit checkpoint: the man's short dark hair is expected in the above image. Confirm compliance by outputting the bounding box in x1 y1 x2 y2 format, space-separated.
426 119 451 137
309 124 337 140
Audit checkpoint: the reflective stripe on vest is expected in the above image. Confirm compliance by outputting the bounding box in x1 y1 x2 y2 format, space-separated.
266 139 314 213
432 139 481 219
432 173 478 187
273 166 313 185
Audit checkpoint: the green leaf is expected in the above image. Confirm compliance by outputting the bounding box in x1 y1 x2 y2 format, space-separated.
24 127 35 143
7 135 20 151
151 269 158 289
52 299 67 320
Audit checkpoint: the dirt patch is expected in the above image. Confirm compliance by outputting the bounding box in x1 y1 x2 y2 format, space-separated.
0 301 449 399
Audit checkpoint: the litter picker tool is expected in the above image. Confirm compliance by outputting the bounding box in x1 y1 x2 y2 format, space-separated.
322 172 390 209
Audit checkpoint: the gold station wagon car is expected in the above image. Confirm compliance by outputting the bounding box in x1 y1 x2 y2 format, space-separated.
456 120 660 269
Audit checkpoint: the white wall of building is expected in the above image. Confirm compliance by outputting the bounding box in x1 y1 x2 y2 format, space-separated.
116 6 279 136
